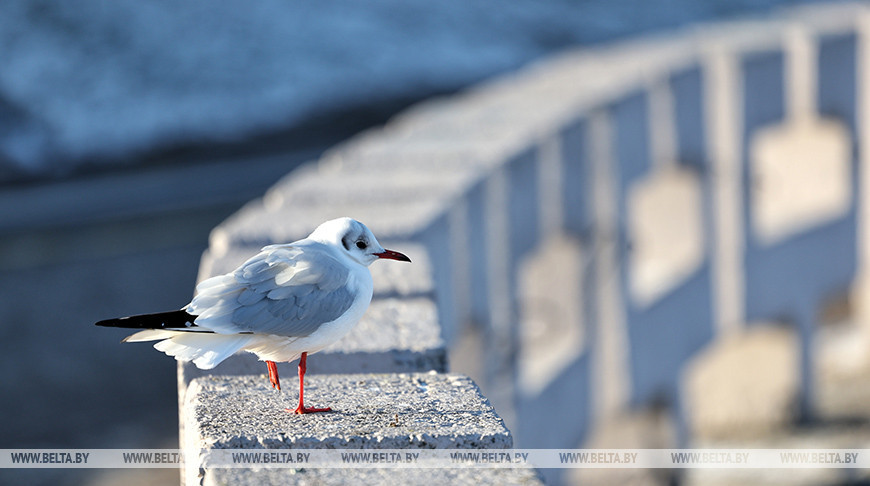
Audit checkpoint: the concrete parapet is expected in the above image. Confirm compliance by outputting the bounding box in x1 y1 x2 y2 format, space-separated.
183 373 529 485
184 373 511 450
178 3 870 484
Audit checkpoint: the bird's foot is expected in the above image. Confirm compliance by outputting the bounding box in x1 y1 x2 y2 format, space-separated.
286 405 332 414
266 360 281 391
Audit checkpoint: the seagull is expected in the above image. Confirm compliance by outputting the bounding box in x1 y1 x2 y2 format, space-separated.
96 217 411 414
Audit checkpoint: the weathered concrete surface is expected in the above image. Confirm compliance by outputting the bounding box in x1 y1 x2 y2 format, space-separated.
184 373 511 450
182 373 536 485
202 465 544 486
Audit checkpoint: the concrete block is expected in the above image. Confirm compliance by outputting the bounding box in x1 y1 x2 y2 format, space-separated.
183 373 535 485
516 235 585 397
683 325 799 440
183 373 512 449
203 465 545 486
567 410 678 486
749 116 851 246
627 165 705 306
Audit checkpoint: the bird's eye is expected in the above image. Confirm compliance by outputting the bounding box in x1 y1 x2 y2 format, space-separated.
356 241 367 250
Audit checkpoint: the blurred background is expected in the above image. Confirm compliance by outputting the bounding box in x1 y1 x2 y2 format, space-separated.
0 1 831 485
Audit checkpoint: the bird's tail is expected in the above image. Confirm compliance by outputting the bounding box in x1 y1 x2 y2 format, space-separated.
153 333 253 370
95 310 251 369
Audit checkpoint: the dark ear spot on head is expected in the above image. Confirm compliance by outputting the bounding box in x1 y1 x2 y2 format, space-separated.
341 234 353 251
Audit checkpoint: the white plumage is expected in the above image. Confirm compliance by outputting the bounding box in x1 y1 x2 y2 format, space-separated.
98 217 411 413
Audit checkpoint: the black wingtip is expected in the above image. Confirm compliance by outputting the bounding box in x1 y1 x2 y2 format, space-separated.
94 310 198 329
95 318 119 327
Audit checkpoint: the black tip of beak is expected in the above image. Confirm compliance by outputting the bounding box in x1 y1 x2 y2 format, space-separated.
375 249 411 262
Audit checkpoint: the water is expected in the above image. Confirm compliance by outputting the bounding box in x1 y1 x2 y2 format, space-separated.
0 0 823 179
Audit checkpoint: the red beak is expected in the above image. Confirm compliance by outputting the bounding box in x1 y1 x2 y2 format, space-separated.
374 249 411 262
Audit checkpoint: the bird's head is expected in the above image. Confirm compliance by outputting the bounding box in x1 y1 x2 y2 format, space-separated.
310 217 411 267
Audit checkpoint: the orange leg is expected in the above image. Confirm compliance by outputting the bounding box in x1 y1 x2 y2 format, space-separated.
286 352 331 414
266 360 280 390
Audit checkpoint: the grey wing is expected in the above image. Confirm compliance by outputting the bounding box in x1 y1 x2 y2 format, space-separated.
188 243 355 337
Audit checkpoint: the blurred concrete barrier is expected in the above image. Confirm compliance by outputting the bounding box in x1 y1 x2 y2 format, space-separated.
180 3 870 484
